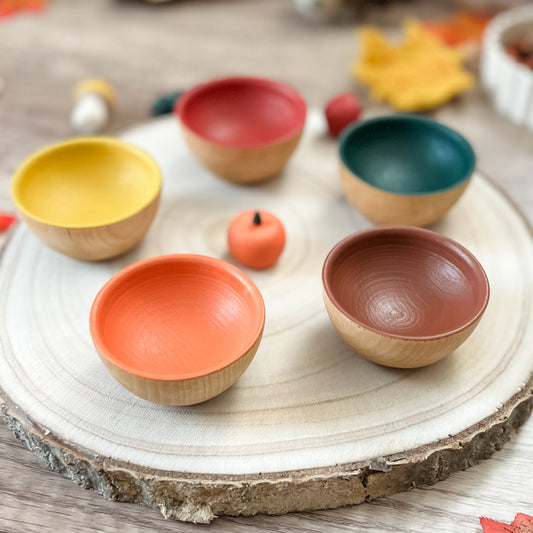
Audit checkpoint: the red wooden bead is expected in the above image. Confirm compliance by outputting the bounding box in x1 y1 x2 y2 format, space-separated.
325 93 362 137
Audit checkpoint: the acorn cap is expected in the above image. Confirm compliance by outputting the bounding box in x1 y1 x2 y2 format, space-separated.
73 79 116 108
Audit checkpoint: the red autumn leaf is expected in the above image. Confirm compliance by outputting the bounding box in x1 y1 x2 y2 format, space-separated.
480 514 533 533
480 517 515 533
0 0 47 19
0 213 16 232
423 22 458 46
512 514 533 532
424 10 492 47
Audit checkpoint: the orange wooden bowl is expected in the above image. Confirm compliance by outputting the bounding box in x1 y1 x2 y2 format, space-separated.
322 227 490 368
89 254 265 405
175 77 307 184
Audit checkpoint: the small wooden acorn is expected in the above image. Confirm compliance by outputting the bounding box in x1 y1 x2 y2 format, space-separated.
228 210 286 270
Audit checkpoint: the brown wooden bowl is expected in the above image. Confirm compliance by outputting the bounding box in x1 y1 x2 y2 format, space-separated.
11 137 161 261
338 115 476 227
322 227 490 368
175 76 306 184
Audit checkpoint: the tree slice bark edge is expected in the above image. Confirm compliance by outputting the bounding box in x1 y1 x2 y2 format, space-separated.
1 380 531 524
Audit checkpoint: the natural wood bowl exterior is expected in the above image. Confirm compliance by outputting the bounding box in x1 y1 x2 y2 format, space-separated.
181 125 302 184
339 161 471 227
323 290 483 368
19 194 160 261
95 334 262 405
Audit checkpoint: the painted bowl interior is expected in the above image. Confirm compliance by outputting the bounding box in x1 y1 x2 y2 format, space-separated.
12 138 161 228
176 77 306 148
323 228 489 340
339 116 476 195
90 255 265 381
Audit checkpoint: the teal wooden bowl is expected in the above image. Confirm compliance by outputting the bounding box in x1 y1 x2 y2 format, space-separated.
338 115 476 227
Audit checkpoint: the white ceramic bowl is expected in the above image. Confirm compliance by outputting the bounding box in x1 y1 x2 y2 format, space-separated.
481 5 533 129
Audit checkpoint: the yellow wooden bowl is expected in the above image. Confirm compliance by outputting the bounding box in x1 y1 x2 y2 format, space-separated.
11 137 161 261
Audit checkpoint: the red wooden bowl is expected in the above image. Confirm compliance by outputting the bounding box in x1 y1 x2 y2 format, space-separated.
175 76 306 183
322 227 490 368
90 254 265 405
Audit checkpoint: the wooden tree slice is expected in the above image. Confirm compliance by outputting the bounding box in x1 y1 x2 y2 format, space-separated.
0 112 532 523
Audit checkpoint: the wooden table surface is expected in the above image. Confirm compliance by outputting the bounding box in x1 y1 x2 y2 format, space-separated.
1 0 532 531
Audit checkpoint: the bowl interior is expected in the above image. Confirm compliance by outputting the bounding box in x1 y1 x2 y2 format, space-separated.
12 138 161 228
339 116 475 195
177 77 306 148
323 228 489 339
90 255 265 380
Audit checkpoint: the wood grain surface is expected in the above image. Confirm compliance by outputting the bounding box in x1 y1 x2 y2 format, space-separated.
1 0 532 531
181 126 303 183
18 192 160 260
339 161 472 227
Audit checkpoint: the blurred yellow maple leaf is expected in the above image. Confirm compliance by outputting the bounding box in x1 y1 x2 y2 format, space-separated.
353 20 475 112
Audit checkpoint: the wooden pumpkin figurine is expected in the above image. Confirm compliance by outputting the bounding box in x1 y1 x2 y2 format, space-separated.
228 209 286 270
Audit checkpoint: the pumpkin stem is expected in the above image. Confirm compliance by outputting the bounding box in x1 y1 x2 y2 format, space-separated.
253 212 262 225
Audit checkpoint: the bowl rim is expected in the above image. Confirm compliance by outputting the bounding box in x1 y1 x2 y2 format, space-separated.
483 5 533 79
338 114 476 196
11 137 162 229
484 4 533 48
322 226 490 341
175 76 307 149
89 254 266 381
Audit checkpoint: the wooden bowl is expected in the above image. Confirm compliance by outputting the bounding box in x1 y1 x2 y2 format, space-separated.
89 254 265 405
322 227 489 368
338 115 476 227
175 76 307 183
11 137 161 261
